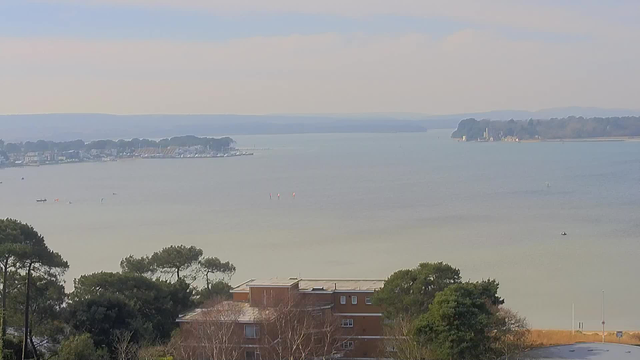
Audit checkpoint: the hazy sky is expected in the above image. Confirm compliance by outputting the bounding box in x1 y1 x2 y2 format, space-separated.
1 0 639 115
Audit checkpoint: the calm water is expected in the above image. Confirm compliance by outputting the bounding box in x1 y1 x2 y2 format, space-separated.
1 130 639 329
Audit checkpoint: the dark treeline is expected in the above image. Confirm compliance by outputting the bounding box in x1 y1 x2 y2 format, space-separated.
0 136 235 154
0 219 235 360
451 116 640 141
373 262 529 360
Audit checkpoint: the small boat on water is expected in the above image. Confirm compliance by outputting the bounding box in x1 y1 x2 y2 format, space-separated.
36 199 47 203
561 231 567 236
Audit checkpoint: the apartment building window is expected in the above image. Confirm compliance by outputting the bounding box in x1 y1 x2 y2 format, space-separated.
365 296 372 305
341 341 354 350
341 319 354 328
246 350 261 360
351 295 357 305
244 324 260 338
340 296 346 304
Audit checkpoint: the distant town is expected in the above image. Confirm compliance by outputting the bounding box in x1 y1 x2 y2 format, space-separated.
0 135 253 168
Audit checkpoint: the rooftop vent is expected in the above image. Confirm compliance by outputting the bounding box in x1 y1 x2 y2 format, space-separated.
311 286 325 291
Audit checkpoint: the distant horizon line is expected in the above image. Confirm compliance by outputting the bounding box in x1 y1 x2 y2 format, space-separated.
2 106 640 118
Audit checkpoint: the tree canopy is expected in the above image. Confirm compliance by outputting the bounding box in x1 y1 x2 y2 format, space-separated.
148 245 203 282
377 263 528 360
119 255 155 277
1 136 235 154
374 262 461 319
413 282 501 360
1 220 239 360
53 334 108 360
6 273 67 356
199 257 236 289
0 218 68 360
69 271 193 347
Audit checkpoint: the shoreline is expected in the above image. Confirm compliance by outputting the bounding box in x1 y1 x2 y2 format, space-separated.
529 329 640 346
0 153 254 169
540 136 640 142
455 136 640 143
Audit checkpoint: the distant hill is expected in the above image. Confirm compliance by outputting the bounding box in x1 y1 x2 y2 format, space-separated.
0 114 429 142
422 107 640 121
1 107 638 141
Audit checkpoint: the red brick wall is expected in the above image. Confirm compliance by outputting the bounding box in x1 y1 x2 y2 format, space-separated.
333 292 382 314
233 292 249 302
249 287 293 307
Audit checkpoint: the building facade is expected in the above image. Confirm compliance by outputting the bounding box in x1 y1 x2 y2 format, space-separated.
178 278 386 360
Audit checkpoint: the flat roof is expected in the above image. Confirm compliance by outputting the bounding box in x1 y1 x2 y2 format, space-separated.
247 278 300 287
523 343 639 359
178 302 273 323
232 278 385 292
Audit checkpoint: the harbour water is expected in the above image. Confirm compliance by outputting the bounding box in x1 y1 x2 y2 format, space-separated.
1 129 639 329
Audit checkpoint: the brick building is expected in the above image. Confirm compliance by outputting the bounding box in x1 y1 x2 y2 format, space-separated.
177 278 386 360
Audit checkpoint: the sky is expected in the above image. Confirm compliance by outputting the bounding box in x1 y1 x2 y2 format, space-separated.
1 0 639 115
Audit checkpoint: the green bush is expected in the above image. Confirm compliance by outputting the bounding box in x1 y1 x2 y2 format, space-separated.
54 334 108 360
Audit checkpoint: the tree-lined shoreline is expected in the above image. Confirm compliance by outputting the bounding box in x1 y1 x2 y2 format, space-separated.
452 116 640 142
0 136 242 168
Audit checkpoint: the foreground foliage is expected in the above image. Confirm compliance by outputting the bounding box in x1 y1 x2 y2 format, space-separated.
378 262 529 360
2 219 529 360
0 218 234 360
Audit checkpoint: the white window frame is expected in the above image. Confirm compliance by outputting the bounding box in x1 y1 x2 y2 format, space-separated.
342 341 354 350
244 324 260 339
245 350 261 360
340 295 346 305
365 296 372 305
351 296 358 305
341 319 354 328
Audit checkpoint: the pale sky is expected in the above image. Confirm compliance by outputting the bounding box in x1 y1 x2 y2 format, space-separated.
1 0 639 115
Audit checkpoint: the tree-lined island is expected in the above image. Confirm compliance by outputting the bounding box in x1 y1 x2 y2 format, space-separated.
0 135 252 168
452 116 640 142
